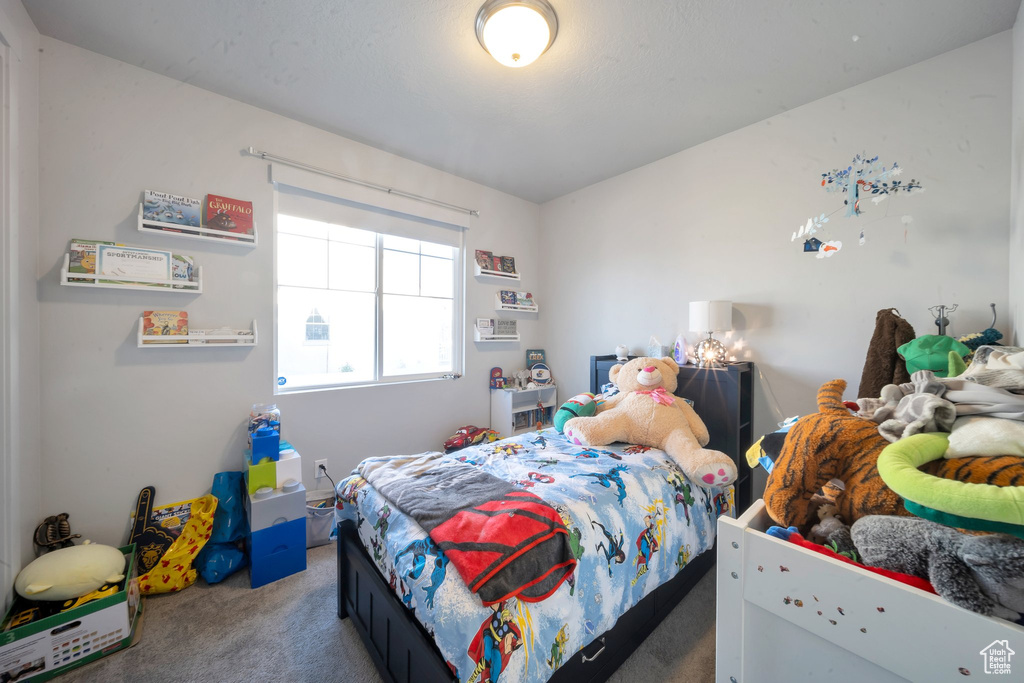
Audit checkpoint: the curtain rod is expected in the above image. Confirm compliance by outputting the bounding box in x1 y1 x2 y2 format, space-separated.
246 147 480 217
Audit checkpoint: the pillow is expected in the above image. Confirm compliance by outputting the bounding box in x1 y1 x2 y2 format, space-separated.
946 416 1024 458
15 543 126 601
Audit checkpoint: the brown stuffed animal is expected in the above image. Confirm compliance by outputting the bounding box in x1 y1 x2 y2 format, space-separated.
764 379 1024 528
564 356 737 486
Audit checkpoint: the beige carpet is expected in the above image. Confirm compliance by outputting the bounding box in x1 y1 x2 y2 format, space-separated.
59 543 717 682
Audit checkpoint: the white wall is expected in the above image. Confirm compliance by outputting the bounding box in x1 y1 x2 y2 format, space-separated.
37 37 543 544
1012 5 1024 346
540 33 1012 437
0 0 40 609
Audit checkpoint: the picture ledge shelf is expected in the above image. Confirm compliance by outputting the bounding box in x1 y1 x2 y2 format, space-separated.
137 205 258 247
474 327 520 343
494 293 538 313
473 263 520 280
137 318 257 348
59 253 203 293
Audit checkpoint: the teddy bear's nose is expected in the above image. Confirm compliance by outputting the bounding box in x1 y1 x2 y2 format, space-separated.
644 366 656 373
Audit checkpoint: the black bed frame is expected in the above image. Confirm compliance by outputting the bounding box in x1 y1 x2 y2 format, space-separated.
337 358 754 683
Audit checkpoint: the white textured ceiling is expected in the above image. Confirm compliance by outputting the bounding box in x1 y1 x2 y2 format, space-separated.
22 0 1021 203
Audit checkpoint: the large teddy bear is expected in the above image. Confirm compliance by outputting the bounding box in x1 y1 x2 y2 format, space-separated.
563 356 737 486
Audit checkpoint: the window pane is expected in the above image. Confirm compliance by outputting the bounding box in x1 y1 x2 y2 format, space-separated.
279 214 329 239
382 235 420 254
329 242 375 292
278 286 375 387
420 255 454 299
328 224 375 246
420 242 453 259
383 250 420 295
278 233 328 288
383 295 453 376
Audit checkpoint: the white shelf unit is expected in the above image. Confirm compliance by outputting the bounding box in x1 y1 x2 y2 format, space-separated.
473 262 521 281
494 292 538 313
138 318 257 348
474 325 520 342
137 205 258 247
59 253 203 293
490 385 557 437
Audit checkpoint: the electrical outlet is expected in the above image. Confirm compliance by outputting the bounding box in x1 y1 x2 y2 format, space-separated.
315 459 328 478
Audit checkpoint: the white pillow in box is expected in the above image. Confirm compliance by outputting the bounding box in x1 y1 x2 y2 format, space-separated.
946 416 1024 458
15 543 126 601
276 448 302 488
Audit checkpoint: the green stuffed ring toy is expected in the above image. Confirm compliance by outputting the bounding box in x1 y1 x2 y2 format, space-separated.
877 433 1024 537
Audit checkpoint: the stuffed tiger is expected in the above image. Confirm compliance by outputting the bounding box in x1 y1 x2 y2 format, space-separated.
764 379 1024 528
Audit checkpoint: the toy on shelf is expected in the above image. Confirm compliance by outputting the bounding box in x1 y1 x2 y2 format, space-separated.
32 513 81 555
443 426 499 453
531 362 552 385
490 367 504 388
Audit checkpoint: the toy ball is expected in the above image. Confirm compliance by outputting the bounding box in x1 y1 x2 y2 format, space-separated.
554 393 597 433
15 542 126 601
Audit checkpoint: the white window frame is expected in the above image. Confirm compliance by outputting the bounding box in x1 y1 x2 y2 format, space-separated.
272 186 465 395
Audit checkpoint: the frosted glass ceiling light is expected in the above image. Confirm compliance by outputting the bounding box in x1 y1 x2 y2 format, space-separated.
476 0 558 68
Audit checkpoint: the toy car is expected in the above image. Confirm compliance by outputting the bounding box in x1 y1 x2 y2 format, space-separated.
443 425 498 453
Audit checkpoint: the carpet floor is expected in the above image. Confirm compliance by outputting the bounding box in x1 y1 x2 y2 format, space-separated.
59 543 717 682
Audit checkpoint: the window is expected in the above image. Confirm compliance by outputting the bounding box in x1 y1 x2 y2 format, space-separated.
275 200 463 392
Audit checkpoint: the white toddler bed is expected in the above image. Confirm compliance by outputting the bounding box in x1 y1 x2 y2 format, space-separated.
716 499 1024 682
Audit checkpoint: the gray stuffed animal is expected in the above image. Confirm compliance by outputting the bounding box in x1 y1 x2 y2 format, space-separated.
851 516 1024 620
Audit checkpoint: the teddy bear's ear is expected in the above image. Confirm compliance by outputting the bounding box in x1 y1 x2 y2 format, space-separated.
660 356 679 374
609 364 623 382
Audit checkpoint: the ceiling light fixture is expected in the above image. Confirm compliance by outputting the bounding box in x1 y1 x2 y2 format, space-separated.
475 0 558 68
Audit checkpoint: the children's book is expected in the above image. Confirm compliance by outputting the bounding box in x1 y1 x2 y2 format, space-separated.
500 290 517 306
491 255 503 271
171 254 195 288
68 238 117 283
526 349 546 367
517 291 534 306
142 190 202 234
501 256 516 274
475 250 493 270
205 194 255 237
142 311 188 344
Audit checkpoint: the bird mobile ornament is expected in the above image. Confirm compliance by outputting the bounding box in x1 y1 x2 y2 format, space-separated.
791 153 924 258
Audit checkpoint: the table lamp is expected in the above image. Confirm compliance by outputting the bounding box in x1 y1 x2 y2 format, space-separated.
689 300 732 368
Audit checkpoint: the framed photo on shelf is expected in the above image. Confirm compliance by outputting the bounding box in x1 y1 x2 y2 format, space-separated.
494 319 517 336
476 318 494 334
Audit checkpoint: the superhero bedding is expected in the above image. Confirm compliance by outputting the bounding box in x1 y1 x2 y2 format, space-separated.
335 428 735 683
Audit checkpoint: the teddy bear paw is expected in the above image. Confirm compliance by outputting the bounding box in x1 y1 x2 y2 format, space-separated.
563 427 586 446
693 462 737 487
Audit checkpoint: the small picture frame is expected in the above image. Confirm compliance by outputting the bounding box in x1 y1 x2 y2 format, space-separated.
476 318 494 333
494 319 517 336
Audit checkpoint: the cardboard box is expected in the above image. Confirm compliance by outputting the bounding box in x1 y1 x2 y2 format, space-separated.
0 545 143 681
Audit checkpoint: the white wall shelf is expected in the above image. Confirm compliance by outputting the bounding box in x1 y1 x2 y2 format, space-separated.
474 325 520 342
138 318 257 348
473 262 520 281
137 204 258 247
59 253 203 293
494 293 538 313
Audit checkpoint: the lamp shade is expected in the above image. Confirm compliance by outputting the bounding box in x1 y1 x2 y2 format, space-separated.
689 300 732 332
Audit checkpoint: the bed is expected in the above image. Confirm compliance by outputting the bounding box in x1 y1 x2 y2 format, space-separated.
335 361 753 683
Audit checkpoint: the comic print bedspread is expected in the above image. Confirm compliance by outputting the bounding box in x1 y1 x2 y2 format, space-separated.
335 429 735 683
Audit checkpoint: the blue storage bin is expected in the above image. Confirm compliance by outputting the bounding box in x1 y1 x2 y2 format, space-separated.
248 517 306 588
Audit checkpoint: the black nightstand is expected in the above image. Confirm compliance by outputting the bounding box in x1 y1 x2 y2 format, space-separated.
590 356 754 513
